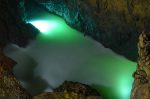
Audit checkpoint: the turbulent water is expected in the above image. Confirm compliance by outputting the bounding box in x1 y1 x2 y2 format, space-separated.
4 9 136 99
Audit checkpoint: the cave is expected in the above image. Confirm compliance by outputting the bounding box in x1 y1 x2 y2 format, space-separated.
0 0 150 99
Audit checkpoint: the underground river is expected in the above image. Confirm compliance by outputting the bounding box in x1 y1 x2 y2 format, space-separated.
4 8 136 99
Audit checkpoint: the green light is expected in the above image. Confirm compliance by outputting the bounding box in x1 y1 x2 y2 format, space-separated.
28 14 85 44
27 11 136 99
122 86 131 99
29 20 57 34
119 79 132 99
115 60 136 99
88 55 136 99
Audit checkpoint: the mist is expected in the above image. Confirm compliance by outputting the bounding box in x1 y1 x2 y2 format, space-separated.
4 11 136 99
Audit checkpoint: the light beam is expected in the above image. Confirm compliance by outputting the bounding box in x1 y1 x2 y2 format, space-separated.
29 20 57 34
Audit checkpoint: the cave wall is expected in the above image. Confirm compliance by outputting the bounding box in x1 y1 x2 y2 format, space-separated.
31 0 150 61
0 47 32 98
131 32 150 99
0 0 149 60
0 0 39 47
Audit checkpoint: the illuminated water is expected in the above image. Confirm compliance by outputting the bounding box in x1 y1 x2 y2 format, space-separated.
4 9 136 99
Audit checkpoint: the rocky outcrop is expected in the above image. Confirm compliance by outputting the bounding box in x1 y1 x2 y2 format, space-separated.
0 47 32 98
30 0 148 61
54 81 100 96
0 0 39 47
131 32 150 99
34 92 102 99
35 81 102 99
0 46 102 98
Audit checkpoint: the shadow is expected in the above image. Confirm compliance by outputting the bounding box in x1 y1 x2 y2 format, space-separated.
13 55 50 95
24 76 51 95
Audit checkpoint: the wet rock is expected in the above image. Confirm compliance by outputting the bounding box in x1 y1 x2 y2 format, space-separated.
131 32 150 99
0 0 39 47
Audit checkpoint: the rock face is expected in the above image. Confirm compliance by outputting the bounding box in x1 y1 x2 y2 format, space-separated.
131 32 150 99
0 47 102 99
35 92 101 99
35 81 102 99
0 47 32 98
0 0 39 47
54 81 100 96
32 0 150 61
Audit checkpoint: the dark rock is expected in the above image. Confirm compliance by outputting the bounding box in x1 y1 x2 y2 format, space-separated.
0 0 39 47
0 49 32 98
34 92 102 99
54 81 101 96
35 81 102 99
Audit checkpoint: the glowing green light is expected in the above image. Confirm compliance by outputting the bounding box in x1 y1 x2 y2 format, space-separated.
119 81 132 99
122 87 131 99
27 10 136 99
89 56 136 99
29 20 57 34
28 14 85 43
